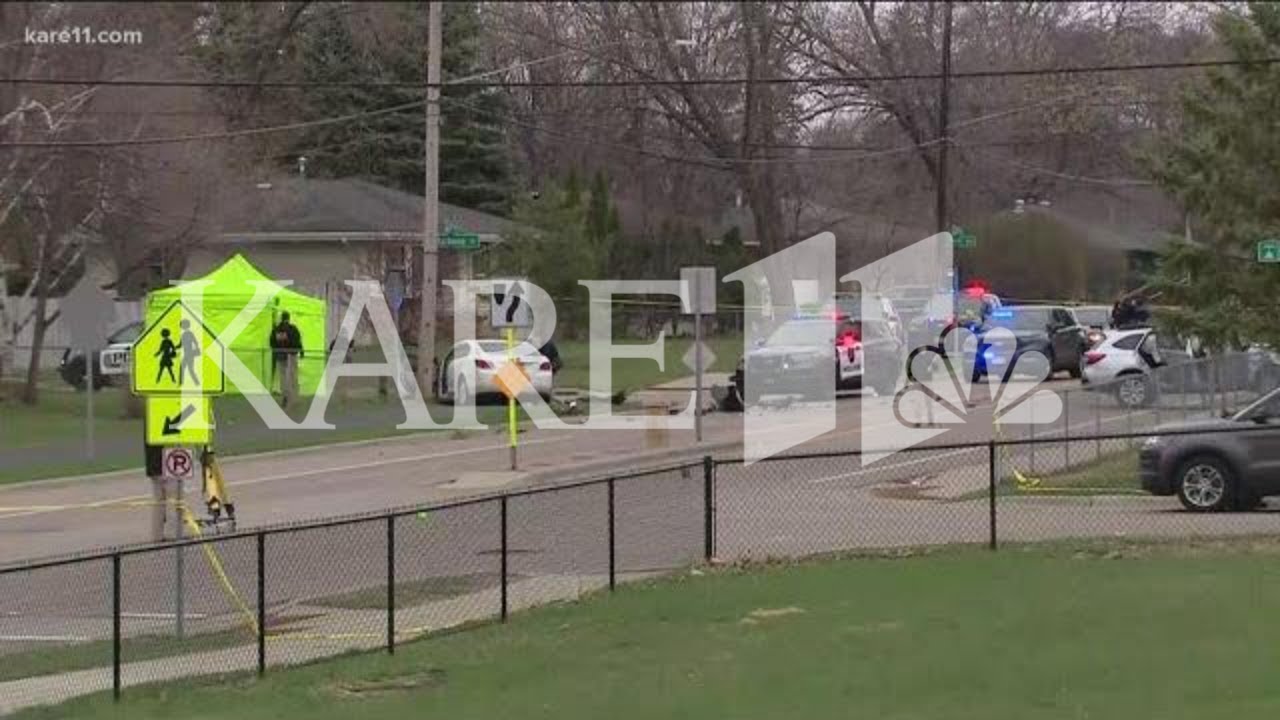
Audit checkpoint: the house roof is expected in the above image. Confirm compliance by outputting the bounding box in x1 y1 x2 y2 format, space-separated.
215 176 516 242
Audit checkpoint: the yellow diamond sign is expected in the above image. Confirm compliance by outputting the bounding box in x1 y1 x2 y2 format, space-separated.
493 361 531 400
132 301 226 395
146 396 214 446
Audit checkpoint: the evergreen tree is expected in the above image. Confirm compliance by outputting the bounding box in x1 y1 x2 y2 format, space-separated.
199 2 512 214
1147 2 1280 351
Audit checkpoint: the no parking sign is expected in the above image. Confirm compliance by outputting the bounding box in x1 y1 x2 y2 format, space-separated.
162 447 196 481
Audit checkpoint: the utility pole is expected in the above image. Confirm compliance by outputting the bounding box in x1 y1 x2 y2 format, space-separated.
416 1 442 395
935 0 953 235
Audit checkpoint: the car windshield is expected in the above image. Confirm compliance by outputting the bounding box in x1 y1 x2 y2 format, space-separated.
987 308 1049 332
477 340 510 354
108 323 142 344
767 321 830 347
1075 308 1109 327
1233 387 1280 421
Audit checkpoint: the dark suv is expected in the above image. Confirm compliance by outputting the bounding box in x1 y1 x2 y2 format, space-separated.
970 305 1087 380
1139 387 1280 511
58 321 141 390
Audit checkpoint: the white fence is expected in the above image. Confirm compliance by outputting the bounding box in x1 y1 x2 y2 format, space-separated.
1 296 142 376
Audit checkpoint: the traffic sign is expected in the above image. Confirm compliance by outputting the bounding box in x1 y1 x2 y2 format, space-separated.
132 301 226 395
493 360 531 400
950 226 977 249
1258 239 1280 263
680 266 717 315
442 226 481 251
61 281 116 351
491 279 533 328
146 396 213 446
161 447 196 481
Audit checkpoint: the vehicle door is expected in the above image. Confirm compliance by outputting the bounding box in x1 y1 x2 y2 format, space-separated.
1238 391 1280 490
1048 308 1081 366
1152 332 1196 392
436 347 457 398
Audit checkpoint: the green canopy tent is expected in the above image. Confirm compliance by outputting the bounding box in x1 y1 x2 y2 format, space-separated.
144 254 327 396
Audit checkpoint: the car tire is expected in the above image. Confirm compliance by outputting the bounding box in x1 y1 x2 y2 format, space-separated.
455 377 472 408
1175 455 1237 512
1068 358 1083 380
1115 373 1153 408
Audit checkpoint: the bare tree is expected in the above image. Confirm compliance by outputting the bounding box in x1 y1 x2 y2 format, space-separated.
1 2 229 403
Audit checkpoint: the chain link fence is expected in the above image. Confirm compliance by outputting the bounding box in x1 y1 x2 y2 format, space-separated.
2 421 1279 714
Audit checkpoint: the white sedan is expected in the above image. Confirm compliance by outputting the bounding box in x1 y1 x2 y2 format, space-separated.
436 339 554 405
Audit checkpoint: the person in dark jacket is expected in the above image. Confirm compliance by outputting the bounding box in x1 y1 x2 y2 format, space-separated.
269 311 304 406
539 339 563 375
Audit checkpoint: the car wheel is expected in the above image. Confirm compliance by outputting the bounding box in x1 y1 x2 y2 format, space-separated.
1176 455 1236 512
1115 374 1152 408
1068 357 1083 380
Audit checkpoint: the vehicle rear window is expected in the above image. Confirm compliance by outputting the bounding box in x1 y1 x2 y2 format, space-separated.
1111 334 1143 350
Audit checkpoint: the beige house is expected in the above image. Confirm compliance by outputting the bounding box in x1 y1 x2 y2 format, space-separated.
187 176 515 296
183 177 517 342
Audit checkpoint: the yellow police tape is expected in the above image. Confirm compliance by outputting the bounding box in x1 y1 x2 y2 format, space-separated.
993 421 1147 495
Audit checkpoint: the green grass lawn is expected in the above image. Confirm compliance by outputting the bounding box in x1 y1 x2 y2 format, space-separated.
19 539 1280 720
1002 448 1144 496
554 334 741 393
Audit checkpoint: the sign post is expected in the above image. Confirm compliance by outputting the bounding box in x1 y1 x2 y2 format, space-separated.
162 446 195 639
61 282 116 461
491 280 533 470
681 267 717 443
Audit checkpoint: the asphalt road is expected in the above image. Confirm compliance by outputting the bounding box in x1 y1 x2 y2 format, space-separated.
0 377 1233 566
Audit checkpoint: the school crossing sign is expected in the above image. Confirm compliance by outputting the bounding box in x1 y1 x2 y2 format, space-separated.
132 301 226 396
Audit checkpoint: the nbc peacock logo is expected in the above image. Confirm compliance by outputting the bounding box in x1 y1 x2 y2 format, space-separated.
893 326 1064 429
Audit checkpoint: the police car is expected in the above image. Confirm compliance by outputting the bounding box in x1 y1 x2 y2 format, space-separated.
732 313 904 403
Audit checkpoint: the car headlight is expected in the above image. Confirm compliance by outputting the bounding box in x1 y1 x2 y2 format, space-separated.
1141 436 1162 450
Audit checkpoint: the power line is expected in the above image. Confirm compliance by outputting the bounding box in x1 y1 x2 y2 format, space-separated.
955 143 1155 187
0 99 425 148
3 57 1277 91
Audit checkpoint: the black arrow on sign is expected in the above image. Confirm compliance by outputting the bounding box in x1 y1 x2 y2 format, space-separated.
505 282 524 323
162 404 197 435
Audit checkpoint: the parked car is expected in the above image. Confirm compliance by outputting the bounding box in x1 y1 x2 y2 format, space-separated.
434 339 554 405
966 305 1087 381
58 321 142 390
1139 385 1280 511
826 291 906 346
733 317 903 403
1082 328 1209 408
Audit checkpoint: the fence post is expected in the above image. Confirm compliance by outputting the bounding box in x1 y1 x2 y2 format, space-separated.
500 496 509 622
1092 391 1102 459
256 532 266 676
1062 393 1070 468
112 553 121 701
987 440 998 550
702 456 716 562
607 479 616 591
386 515 396 654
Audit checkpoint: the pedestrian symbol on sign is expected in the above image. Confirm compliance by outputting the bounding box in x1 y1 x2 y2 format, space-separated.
132 301 226 395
